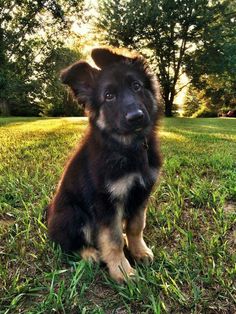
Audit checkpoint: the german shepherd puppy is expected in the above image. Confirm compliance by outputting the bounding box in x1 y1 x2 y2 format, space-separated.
46 48 162 282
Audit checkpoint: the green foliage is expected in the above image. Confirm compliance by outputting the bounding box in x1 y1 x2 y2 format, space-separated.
218 107 236 116
183 84 220 118
0 117 236 313
191 106 218 118
184 0 236 116
36 46 84 117
98 0 227 117
0 0 84 116
98 0 236 117
182 87 201 117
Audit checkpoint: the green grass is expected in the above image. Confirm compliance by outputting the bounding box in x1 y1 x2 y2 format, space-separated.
0 117 235 314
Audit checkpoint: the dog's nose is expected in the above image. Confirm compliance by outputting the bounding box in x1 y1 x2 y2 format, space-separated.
126 109 144 123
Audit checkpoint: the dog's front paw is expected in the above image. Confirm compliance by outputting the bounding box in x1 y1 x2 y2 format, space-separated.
109 256 136 283
128 238 154 264
131 246 154 264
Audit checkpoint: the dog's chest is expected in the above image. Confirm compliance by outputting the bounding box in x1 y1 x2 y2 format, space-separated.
107 173 144 200
106 167 158 201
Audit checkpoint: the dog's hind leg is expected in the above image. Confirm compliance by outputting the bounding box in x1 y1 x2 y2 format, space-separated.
47 205 88 253
126 208 154 264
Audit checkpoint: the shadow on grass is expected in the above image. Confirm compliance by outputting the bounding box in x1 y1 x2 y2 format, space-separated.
0 116 46 126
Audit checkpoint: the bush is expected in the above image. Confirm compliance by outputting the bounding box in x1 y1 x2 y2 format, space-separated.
191 107 218 118
218 107 236 117
182 87 202 117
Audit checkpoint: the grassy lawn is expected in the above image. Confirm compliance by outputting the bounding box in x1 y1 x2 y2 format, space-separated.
0 117 235 314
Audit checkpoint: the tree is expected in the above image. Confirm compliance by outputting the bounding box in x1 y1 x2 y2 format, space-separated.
184 0 236 116
182 87 201 117
40 46 84 116
98 0 232 116
0 0 83 116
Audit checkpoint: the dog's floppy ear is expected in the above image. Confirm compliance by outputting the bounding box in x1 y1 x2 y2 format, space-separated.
91 48 133 68
61 61 99 105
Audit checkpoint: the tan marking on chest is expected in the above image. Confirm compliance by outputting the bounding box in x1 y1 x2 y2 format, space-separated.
107 173 145 199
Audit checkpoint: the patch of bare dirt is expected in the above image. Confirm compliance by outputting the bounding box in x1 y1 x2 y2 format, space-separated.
224 201 236 215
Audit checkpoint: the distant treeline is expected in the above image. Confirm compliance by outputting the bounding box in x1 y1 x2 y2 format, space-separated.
0 0 235 117
0 0 84 117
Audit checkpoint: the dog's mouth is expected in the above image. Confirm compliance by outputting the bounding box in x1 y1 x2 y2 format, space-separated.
104 114 151 137
112 123 150 136
126 118 150 134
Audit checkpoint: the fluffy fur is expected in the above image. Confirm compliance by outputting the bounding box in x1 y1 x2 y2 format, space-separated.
46 48 162 282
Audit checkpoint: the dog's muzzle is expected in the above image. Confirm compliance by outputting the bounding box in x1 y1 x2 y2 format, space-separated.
125 109 144 124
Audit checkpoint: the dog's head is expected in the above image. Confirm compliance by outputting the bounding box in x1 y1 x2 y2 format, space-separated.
61 48 160 138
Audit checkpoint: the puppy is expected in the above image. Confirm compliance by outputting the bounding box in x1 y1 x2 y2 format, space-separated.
46 48 162 282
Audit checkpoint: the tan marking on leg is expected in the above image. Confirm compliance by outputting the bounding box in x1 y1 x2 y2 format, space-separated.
126 208 154 264
99 227 135 283
80 247 100 262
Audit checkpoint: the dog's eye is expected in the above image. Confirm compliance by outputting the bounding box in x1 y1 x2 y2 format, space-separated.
132 81 142 92
105 92 115 101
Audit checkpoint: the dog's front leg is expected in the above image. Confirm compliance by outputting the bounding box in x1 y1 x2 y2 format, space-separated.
98 216 135 283
126 208 154 264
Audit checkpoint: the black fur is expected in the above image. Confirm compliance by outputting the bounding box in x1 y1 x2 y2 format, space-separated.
47 48 162 253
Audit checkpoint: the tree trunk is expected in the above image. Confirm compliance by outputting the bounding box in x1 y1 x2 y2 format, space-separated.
0 100 10 116
165 100 173 117
161 79 175 117
162 88 174 117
